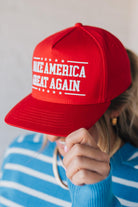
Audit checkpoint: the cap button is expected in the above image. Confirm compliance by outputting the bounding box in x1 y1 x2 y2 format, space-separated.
75 23 83 27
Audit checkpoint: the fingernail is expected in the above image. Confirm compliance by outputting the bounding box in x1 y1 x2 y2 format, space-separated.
64 145 68 152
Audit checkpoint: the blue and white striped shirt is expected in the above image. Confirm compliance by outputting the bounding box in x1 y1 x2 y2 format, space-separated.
0 133 137 207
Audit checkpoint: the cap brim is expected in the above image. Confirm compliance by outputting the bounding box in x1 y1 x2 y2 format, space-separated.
5 94 110 137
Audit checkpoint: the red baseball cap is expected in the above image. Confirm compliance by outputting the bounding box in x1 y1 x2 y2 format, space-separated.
5 23 131 136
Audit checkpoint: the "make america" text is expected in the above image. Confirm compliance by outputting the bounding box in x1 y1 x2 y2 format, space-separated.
32 61 87 92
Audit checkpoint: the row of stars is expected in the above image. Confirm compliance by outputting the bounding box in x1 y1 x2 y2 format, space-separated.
33 57 65 63
37 88 62 94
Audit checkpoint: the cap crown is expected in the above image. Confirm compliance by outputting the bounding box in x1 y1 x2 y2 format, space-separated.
32 23 131 105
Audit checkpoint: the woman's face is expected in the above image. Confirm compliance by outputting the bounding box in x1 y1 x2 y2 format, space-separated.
46 125 99 156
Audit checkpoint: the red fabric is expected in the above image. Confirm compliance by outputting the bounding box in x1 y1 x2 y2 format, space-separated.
5 23 131 136
5 94 110 136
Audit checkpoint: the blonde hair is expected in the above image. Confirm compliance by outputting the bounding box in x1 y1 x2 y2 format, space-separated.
96 49 138 155
42 49 138 155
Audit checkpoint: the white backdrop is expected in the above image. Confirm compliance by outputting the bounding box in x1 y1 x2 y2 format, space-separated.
0 0 138 165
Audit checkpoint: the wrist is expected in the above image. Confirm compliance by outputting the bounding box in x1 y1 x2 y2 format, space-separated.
67 167 113 207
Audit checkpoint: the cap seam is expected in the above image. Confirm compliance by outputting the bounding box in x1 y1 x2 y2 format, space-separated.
51 27 76 49
78 26 107 103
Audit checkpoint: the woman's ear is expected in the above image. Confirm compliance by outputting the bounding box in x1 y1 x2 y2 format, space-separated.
110 111 120 119
109 105 125 119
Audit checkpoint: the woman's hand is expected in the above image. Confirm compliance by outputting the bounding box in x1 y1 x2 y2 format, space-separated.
63 128 110 186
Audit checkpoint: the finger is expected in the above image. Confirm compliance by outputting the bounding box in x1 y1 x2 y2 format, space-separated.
71 169 107 185
66 156 110 180
66 128 98 150
63 144 110 168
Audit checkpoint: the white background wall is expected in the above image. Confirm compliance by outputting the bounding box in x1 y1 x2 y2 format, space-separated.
0 0 138 165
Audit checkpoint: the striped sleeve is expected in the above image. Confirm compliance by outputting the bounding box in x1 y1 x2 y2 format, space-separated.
111 143 138 207
0 133 71 207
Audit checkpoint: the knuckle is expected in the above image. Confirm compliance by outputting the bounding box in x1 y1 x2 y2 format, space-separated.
80 128 88 137
74 156 82 167
73 144 82 155
79 170 87 181
72 177 79 185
